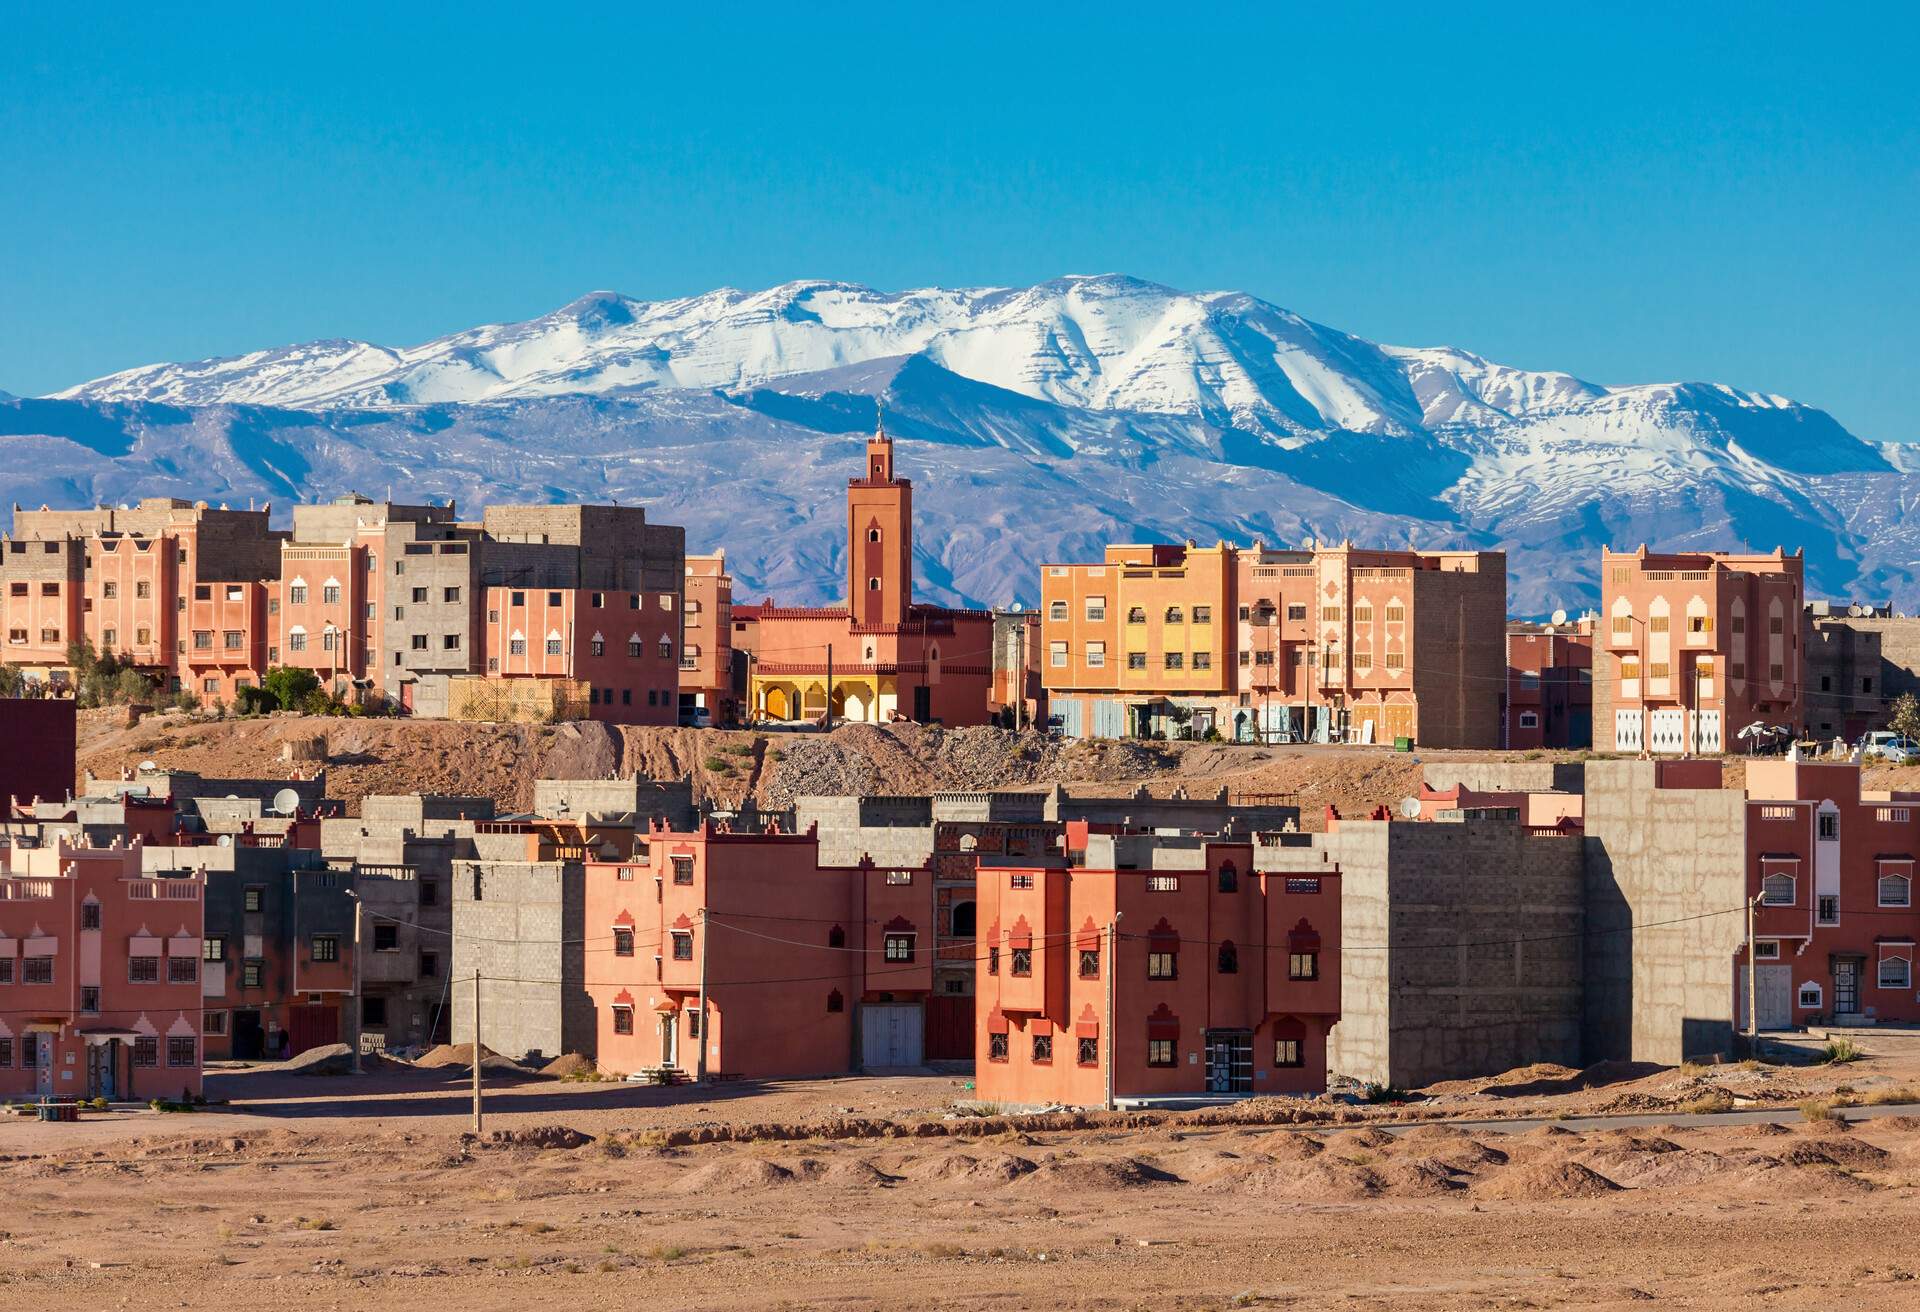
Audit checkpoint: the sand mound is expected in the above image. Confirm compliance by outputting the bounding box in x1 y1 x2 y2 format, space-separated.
1023 1157 1178 1190
1378 1157 1467 1195
1327 1127 1395 1151
1476 1160 1621 1200
415 1043 525 1073
1613 1150 1742 1190
1428 1140 1509 1171
1191 1157 1384 1200
1522 1124 1575 1140
487 1125 593 1151
911 1152 1037 1186
1254 1132 1325 1162
672 1157 796 1192
282 1043 354 1075
1738 1121 1792 1138
1398 1124 1476 1144
1871 1115 1920 1132
1786 1136 1888 1169
538 1053 595 1078
820 1158 898 1187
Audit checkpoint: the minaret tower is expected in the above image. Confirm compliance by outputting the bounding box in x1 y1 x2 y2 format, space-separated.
847 413 913 626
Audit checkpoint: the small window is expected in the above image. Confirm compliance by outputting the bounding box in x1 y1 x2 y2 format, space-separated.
1049 641 1068 668
1274 1038 1303 1068
1817 894 1839 926
1165 606 1184 624
1147 951 1177 980
1217 942 1238 974
419 880 439 907
132 1037 158 1068
1761 873 1795 906
867 577 881 592
613 928 635 957
1127 607 1146 624
1880 873 1912 908
827 990 845 1013
1078 948 1100 979
202 937 225 963
311 935 339 963
1217 862 1237 893
1753 940 1780 960
168 956 197 984
373 924 399 952
1880 958 1911 990
22 957 50 985
884 934 915 963
828 925 846 949
1147 1038 1176 1067
1049 601 1068 622
885 870 912 886
420 951 438 978
81 902 101 930
362 996 388 1028
129 956 160 983
203 1009 228 1036
242 961 263 989
672 855 694 885
987 946 999 975
1818 812 1839 841
546 637 563 656
671 931 693 961
1127 652 1146 670
988 1032 1009 1062
1799 983 1823 1009
612 1005 634 1035
1289 952 1318 981
1011 947 1032 976
1163 652 1183 670
1031 1033 1053 1063
867 528 881 543
687 1010 701 1038
80 985 100 1014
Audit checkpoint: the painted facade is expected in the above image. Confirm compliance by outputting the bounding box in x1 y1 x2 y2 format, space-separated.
974 827 1340 1107
0 839 205 1100
1504 618 1594 749
1041 541 1505 747
1593 547 1805 754
680 552 737 724
583 821 932 1080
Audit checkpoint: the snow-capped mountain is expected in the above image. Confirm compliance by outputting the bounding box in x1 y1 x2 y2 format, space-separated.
16 275 1920 613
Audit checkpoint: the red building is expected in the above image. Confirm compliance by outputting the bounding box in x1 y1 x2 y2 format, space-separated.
0 838 205 1099
1504 617 1594 749
1744 760 1920 1027
974 825 1340 1107
479 584 682 724
738 423 996 726
0 697 76 808
583 821 933 1079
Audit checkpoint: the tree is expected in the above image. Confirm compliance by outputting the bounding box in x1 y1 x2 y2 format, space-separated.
1891 692 1920 744
261 666 320 712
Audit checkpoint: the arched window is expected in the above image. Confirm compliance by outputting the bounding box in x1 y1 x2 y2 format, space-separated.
1879 873 1911 908
1761 873 1796 906
1217 861 1237 894
1127 607 1146 624
826 989 845 1013
868 528 881 543
1217 941 1238 974
1165 606 1184 624
868 577 882 591
827 924 846 949
951 901 976 937
658 636 674 660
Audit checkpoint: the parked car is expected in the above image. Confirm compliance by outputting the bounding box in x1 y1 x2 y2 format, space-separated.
1859 731 1920 765
677 706 714 729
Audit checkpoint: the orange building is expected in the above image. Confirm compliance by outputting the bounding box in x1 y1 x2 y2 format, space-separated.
974 825 1340 1108
1040 540 1505 747
680 552 737 724
737 423 995 725
583 821 933 1079
1594 547 1804 753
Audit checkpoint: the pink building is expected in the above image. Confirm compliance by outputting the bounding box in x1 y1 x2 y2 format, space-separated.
480 584 681 724
583 821 933 1079
974 825 1341 1107
0 838 204 1100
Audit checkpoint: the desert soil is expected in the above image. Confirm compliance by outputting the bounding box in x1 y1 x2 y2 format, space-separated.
73 708 1920 825
4 1038 1920 1310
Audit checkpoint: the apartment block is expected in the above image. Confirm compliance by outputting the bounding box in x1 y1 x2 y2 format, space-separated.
582 821 933 1080
1040 540 1505 747
738 424 995 726
1504 617 1594 748
1802 601 1920 740
0 838 205 1100
1593 547 1804 753
974 826 1341 1108
681 552 738 724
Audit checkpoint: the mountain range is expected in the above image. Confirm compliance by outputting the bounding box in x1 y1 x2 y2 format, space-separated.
8 274 1917 614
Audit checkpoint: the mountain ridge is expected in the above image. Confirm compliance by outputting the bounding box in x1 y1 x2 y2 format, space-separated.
12 275 1918 614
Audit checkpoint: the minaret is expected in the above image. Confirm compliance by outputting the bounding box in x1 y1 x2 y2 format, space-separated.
847 413 913 626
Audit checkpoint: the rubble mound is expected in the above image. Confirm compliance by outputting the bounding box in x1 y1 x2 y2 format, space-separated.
487 1125 594 1151
672 1157 796 1192
282 1044 354 1076
537 1053 596 1078
1021 1156 1179 1190
910 1152 1038 1185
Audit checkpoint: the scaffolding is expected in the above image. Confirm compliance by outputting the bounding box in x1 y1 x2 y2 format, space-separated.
445 676 592 724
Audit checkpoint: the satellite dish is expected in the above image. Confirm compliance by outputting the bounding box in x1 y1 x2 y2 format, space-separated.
271 787 302 817
1550 608 1568 627
217 834 234 848
1398 796 1423 819
137 760 157 773
226 794 241 801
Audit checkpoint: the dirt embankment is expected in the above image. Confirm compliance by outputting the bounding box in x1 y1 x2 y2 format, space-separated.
75 708 1920 820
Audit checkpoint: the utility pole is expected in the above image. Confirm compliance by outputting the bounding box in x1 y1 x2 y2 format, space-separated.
471 970 484 1133
824 643 833 732
1746 892 1761 1044
695 908 711 1082
346 889 363 1074
1103 912 1122 1111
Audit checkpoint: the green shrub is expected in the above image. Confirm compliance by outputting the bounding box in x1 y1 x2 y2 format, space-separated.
1823 1037 1863 1064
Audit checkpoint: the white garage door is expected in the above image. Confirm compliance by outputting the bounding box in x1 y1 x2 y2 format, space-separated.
1614 708 1644 752
860 1003 924 1069
1649 708 1687 754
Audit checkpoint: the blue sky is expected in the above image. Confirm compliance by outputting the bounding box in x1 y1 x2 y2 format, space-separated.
3 5 1916 440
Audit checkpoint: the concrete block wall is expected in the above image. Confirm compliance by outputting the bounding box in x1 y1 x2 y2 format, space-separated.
1422 762 1586 795
1581 760 1747 1065
534 778 696 828
451 859 590 1063
1316 817 1586 1089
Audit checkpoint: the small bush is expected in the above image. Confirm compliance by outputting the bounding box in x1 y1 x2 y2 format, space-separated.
299 1217 337 1231
1862 1085 1920 1106
1361 1082 1412 1104
1677 1090 1734 1115
703 755 732 772
1823 1037 1864 1064
1799 1098 1838 1122
646 1244 687 1262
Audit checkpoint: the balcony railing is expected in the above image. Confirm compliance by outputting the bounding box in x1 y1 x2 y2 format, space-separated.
0 878 56 900
126 879 199 900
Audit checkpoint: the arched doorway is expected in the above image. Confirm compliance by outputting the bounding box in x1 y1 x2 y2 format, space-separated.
842 687 868 722
951 900 976 937
765 686 791 720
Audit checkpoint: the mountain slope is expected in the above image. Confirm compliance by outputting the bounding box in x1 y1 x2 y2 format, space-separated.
20 276 1920 614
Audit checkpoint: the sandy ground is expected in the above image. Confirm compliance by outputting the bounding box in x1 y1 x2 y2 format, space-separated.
4 1041 1920 1310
